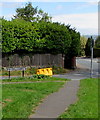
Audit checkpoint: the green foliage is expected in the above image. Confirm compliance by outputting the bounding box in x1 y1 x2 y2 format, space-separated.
2 2 81 58
52 66 67 74
95 36 100 48
37 9 52 22
14 2 52 22
37 22 72 54
67 28 81 56
26 67 37 75
2 14 81 57
2 19 17 53
32 74 50 79
85 37 91 57
80 36 88 56
2 19 39 53
94 48 100 57
0 18 2 51
14 2 37 22
3 76 68 82
80 36 88 48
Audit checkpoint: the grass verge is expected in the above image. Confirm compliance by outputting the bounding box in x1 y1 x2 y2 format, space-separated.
1 66 70 76
59 78 98 118
2 76 68 82
2 82 65 118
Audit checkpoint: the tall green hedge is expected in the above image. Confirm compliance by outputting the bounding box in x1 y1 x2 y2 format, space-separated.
2 19 81 57
2 19 40 53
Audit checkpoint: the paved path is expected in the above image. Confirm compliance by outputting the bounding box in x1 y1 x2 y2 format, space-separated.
30 58 97 119
30 80 80 118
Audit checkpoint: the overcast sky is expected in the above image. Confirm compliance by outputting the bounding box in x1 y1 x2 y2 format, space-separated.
0 0 99 35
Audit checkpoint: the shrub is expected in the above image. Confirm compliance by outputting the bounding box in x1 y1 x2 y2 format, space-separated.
26 67 37 75
93 48 100 58
32 74 50 79
95 36 100 48
85 37 91 57
52 66 67 74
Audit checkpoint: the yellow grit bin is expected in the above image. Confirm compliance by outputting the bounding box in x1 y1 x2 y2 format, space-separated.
36 68 53 76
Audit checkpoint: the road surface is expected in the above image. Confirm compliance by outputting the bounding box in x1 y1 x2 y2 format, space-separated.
53 57 100 80
76 57 100 78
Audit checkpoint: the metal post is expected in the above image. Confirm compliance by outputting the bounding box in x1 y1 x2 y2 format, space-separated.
90 36 94 78
90 47 93 78
22 70 24 77
8 70 10 79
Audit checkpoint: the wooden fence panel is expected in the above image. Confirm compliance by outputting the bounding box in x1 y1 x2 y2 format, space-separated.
2 54 64 68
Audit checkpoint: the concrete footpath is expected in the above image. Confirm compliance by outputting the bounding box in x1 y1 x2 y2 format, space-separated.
30 80 80 119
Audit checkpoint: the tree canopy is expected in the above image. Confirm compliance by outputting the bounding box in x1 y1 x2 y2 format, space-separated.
80 36 88 49
95 36 100 48
2 2 81 57
85 37 93 56
80 35 88 56
14 2 52 22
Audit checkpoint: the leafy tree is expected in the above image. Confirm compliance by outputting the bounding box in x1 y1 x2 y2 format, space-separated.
80 36 88 49
66 26 81 57
14 2 52 22
95 36 100 48
80 35 88 56
63 26 81 69
14 2 37 22
37 9 52 22
85 37 92 56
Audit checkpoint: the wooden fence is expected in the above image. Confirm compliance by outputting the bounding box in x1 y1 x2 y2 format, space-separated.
2 54 64 68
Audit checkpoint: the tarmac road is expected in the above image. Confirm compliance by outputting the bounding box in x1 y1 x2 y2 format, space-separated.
76 57 99 71
53 57 100 80
76 57 100 78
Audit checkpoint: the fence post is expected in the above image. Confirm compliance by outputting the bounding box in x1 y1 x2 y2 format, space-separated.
22 70 24 77
8 70 10 79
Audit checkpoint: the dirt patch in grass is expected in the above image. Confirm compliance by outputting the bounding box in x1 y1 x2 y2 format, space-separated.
1 102 7 108
4 99 12 102
1 99 13 108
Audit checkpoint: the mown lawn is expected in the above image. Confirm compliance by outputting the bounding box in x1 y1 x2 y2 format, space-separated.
2 81 65 118
59 78 98 118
